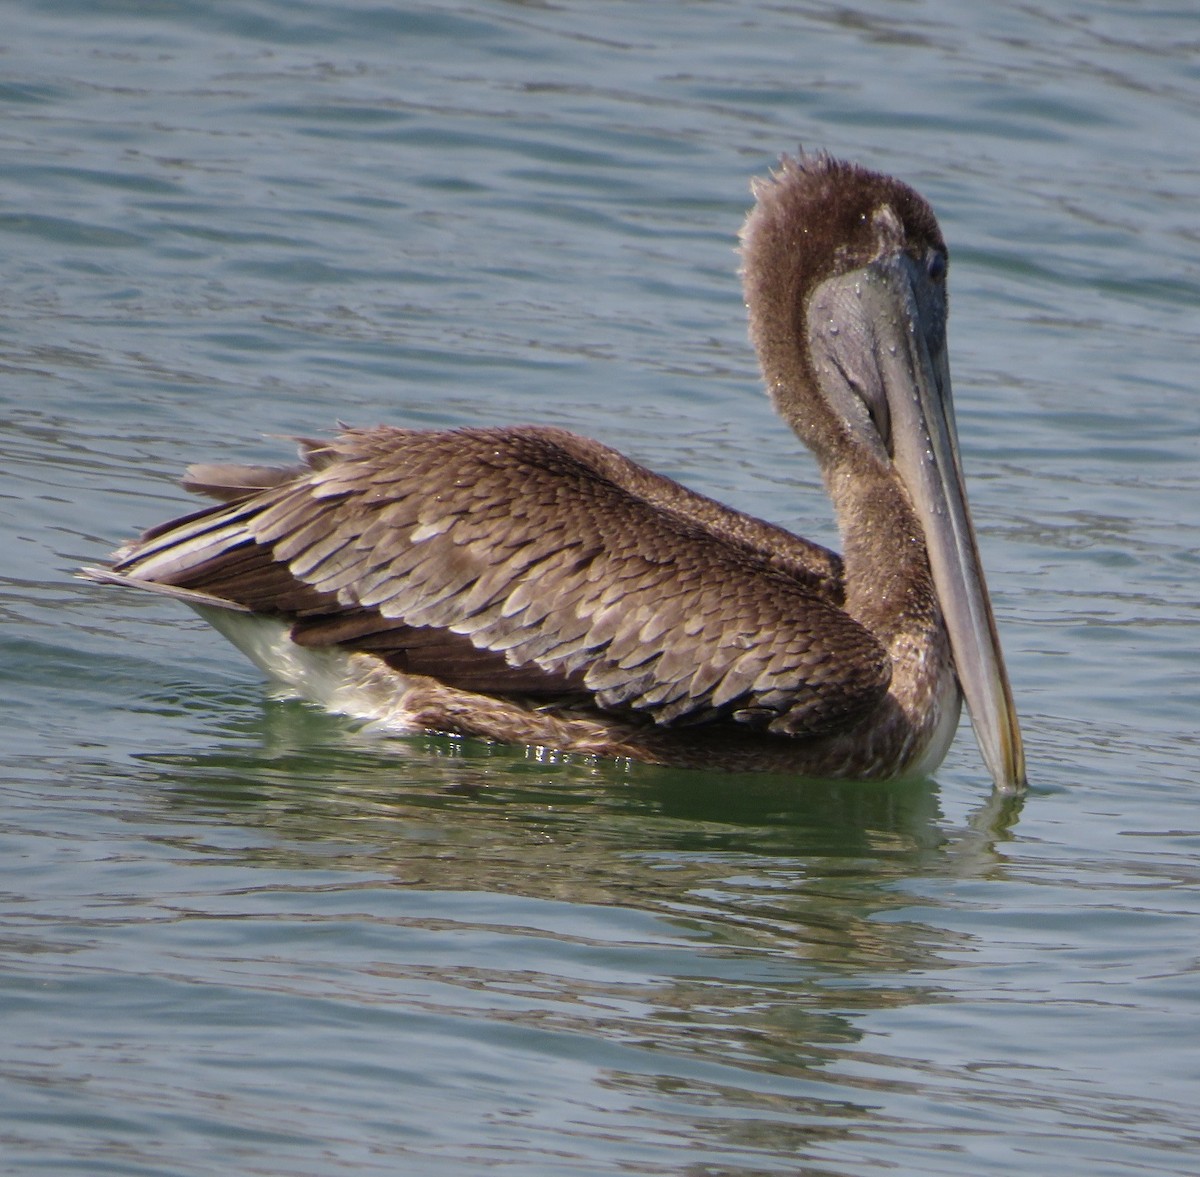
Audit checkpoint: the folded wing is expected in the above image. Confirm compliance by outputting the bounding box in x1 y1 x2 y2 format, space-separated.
100 425 890 736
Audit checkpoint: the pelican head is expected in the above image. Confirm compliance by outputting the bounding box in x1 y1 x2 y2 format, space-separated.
741 154 1026 793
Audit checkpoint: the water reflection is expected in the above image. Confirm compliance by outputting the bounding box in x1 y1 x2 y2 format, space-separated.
115 699 1025 1160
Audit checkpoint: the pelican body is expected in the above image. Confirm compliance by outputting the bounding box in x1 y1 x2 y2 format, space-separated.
85 155 1026 792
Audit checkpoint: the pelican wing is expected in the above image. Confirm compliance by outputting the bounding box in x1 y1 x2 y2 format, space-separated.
104 426 889 736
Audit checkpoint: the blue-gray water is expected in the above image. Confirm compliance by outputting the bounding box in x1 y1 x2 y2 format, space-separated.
3 2 1198 1174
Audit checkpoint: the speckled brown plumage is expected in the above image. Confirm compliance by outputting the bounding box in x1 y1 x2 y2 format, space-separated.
102 423 891 734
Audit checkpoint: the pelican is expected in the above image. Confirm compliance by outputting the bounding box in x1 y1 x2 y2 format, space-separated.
84 154 1026 792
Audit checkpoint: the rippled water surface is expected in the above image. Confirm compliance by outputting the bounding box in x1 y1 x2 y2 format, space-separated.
3 2 1198 1174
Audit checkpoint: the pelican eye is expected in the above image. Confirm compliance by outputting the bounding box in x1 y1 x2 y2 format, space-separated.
926 250 947 282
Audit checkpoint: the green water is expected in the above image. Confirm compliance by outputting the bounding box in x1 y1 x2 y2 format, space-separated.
2 2 1197 1174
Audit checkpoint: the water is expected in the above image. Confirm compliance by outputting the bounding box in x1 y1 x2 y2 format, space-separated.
3 1 1198 1173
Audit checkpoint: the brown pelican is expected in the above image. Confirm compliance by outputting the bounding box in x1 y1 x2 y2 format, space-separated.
84 154 1026 793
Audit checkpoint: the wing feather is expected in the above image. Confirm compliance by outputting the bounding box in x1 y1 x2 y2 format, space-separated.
101 425 888 735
